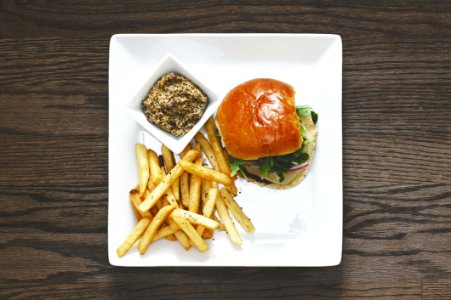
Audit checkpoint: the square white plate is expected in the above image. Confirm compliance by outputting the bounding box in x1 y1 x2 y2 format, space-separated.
108 33 342 267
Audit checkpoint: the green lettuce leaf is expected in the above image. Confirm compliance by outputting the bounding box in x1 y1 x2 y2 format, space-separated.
296 105 318 124
229 156 244 177
260 158 274 178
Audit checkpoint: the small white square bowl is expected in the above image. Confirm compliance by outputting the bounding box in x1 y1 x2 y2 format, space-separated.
125 53 220 154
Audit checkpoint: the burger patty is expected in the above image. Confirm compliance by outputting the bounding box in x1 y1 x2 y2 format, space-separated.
241 167 272 185
242 164 303 185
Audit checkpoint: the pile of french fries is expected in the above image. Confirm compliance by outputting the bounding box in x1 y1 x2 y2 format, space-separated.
117 118 255 257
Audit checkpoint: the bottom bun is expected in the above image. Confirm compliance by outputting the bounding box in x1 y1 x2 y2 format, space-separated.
240 113 318 190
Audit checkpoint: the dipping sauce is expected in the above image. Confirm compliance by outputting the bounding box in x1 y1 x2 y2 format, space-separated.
142 72 208 137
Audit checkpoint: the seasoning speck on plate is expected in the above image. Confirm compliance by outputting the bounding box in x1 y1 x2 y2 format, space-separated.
142 72 208 137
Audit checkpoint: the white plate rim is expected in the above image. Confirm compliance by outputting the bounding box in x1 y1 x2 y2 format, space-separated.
108 33 343 267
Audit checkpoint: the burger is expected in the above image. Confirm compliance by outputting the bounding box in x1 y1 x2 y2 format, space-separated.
216 78 318 189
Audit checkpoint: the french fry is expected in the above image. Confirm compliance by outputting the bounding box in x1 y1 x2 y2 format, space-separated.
220 188 255 233
166 217 191 250
205 117 230 174
179 144 192 209
137 205 175 254
179 159 233 185
194 132 219 170
197 188 218 237
216 193 242 245
161 144 175 170
153 225 176 241
201 179 212 206
131 203 142 221
180 171 190 208
204 188 219 217
171 208 219 230
159 193 190 246
136 144 150 197
159 191 178 240
211 181 218 189
206 179 213 190
156 198 163 210
130 190 152 219
117 217 151 257
171 216 208 252
151 206 159 216
211 213 226 231
165 234 177 241
148 149 163 185
159 166 175 200
225 182 238 196
147 179 156 192
205 117 238 195
202 229 213 239
194 143 201 153
180 143 192 159
188 157 203 213
161 194 179 241
203 179 212 191
129 184 144 221
139 150 200 213
165 189 179 207
162 144 180 201
157 168 178 208
144 188 158 214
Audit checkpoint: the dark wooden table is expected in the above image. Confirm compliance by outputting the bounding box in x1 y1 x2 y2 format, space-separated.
1 1 450 299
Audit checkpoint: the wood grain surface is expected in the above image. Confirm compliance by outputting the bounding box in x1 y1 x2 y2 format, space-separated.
1 1 450 299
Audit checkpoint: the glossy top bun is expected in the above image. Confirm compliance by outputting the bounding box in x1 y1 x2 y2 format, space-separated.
216 78 302 160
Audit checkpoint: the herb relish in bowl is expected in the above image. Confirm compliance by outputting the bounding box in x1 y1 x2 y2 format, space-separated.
125 53 220 154
142 72 208 137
